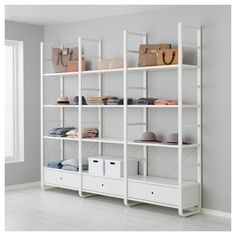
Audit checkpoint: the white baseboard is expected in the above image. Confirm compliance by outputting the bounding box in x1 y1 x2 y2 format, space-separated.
202 208 231 219
5 181 40 191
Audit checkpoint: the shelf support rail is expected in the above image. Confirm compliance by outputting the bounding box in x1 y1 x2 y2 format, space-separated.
40 42 44 189
98 40 102 157
178 22 184 216
197 25 202 212
78 36 83 197
178 22 202 217
142 33 148 177
60 43 64 161
123 30 128 206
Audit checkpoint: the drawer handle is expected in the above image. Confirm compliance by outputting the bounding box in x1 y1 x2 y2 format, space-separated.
60 177 63 180
110 162 115 165
93 160 98 163
151 191 154 195
101 184 104 187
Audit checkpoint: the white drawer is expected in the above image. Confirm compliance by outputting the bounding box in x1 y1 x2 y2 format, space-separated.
82 175 123 196
128 182 178 206
44 168 80 190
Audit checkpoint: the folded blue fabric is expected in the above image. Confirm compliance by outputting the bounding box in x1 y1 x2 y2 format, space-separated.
47 160 63 169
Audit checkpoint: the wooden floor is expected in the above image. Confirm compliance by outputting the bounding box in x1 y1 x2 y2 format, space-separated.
5 186 231 231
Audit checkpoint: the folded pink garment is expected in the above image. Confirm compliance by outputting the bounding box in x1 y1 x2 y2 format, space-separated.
154 99 178 105
66 128 98 138
82 128 98 134
66 129 79 137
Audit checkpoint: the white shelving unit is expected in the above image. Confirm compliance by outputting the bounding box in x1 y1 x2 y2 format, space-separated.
41 22 202 216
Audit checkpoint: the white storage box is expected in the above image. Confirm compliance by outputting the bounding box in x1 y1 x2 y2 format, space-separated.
105 159 138 178
88 157 104 176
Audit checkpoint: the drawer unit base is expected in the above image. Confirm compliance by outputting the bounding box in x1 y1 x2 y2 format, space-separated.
128 181 199 208
44 167 80 190
82 174 123 197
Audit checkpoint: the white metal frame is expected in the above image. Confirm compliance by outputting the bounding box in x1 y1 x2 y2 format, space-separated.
40 22 202 216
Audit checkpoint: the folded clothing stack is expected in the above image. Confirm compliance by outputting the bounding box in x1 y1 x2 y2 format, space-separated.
48 127 75 137
107 98 133 105
154 99 178 105
47 160 63 169
62 158 88 172
66 127 99 138
137 98 156 105
82 127 99 138
87 96 118 105
71 96 87 105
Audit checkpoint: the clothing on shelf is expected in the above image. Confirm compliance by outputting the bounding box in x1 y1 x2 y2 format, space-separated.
154 98 178 105
136 98 156 105
47 160 63 169
66 127 99 138
48 127 75 137
62 165 78 171
62 158 78 167
106 98 133 105
82 127 99 138
66 129 79 138
71 96 87 105
87 96 118 105
57 96 70 104
61 158 88 172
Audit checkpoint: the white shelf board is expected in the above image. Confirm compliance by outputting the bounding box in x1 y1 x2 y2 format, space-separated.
43 71 79 77
128 141 198 149
82 137 124 144
43 68 123 77
44 104 79 108
43 104 197 108
44 167 79 174
82 171 123 180
128 175 199 188
44 136 124 144
43 64 197 77
44 136 79 141
127 105 197 108
82 68 124 75
127 64 197 72
82 105 124 108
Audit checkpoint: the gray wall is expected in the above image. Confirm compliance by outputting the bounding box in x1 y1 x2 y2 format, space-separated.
5 21 43 186
43 5 231 212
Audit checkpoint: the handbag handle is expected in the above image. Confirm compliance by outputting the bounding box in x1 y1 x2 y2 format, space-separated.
57 50 73 67
162 51 176 65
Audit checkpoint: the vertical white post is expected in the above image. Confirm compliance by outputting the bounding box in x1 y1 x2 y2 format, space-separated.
142 34 148 176
40 42 44 189
60 44 64 161
178 22 183 216
98 40 102 156
123 30 128 205
78 37 83 196
197 26 202 211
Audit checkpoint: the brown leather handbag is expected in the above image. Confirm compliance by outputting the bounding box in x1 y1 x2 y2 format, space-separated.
51 47 78 72
66 60 87 72
157 48 178 65
138 44 171 67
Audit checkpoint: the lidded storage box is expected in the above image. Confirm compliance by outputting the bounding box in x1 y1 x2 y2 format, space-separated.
105 158 138 178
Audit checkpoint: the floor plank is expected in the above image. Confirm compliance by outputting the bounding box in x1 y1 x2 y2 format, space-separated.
5 186 231 231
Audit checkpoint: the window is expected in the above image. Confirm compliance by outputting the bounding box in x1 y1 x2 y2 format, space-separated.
5 40 24 163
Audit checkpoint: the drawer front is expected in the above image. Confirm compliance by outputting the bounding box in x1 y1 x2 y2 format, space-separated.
128 182 178 206
44 168 80 190
82 175 123 196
